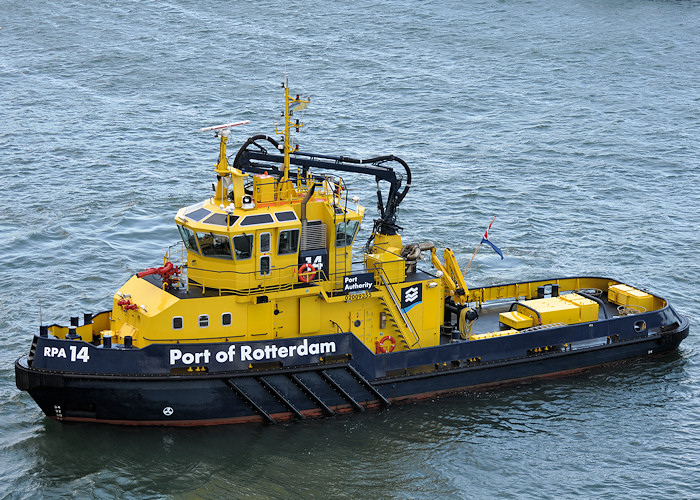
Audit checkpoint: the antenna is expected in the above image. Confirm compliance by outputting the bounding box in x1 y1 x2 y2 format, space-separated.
275 80 310 183
198 120 250 133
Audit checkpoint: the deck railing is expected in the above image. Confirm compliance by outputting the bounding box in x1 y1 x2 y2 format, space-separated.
177 254 410 297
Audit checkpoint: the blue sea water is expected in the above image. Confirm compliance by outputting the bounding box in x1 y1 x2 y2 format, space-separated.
1 0 699 498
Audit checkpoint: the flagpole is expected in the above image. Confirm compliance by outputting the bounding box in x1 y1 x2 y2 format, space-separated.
464 215 496 274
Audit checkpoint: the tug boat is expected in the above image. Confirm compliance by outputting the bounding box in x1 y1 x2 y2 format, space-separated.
15 82 689 426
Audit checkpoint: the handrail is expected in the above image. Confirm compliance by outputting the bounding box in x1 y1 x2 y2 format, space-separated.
164 241 188 288
575 290 609 319
182 252 409 297
367 243 404 259
164 241 187 267
509 302 542 325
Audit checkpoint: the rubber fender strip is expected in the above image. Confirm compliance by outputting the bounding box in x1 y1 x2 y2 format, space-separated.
225 378 276 424
289 374 335 416
346 364 390 406
257 376 305 419
320 370 365 412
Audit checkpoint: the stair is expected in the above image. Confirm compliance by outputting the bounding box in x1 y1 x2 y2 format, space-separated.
378 297 410 349
376 270 421 348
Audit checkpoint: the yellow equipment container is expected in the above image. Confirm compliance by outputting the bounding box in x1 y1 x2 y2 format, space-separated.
366 250 406 284
253 173 276 203
608 283 653 311
499 293 599 329
498 311 534 329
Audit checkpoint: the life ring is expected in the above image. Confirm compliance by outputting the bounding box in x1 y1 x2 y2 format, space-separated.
298 263 316 283
377 335 396 353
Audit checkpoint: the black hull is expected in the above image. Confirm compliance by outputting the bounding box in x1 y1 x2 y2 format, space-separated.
16 324 688 426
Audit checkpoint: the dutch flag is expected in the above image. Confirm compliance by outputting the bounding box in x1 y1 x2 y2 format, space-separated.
481 220 504 259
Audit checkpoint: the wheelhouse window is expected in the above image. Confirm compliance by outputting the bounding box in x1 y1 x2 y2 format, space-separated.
260 232 271 253
221 312 232 327
198 314 209 328
178 225 199 254
196 232 232 259
233 234 253 260
335 220 360 247
259 255 271 276
172 316 184 330
278 229 300 255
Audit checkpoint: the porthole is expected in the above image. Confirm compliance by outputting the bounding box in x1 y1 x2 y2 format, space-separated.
199 314 209 328
634 320 647 333
222 312 232 327
172 316 184 330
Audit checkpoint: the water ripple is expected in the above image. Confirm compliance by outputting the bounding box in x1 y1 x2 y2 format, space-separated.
1 0 699 497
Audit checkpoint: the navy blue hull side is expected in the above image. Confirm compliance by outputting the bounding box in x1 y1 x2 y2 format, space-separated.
15 327 687 426
376 329 687 401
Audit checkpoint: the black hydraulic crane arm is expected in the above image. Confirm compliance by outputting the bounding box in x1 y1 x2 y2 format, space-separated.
232 135 411 235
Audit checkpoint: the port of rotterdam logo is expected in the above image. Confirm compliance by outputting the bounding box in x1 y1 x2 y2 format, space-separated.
400 284 422 313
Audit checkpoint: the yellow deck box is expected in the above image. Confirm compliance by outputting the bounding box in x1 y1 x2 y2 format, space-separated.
499 311 534 329
469 328 520 341
608 283 653 311
499 293 599 329
560 293 600 320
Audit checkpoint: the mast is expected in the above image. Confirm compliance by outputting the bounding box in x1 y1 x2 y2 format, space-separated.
199 120 249 205
278 78 310 186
